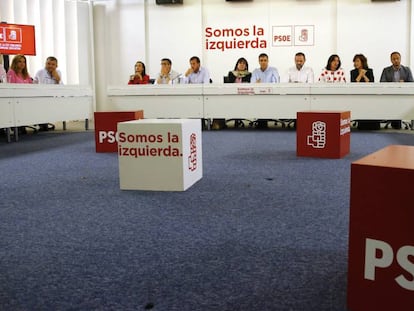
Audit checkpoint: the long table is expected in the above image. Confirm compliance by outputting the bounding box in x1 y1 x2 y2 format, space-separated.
2 83 413 141
108 83 414 121
0 84 94 141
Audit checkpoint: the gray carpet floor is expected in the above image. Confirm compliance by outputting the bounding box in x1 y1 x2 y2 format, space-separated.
0 128 413 310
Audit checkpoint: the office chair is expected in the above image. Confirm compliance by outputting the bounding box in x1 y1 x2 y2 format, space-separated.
383 120 412 130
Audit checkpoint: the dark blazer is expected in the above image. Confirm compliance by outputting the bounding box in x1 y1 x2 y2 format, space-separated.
380 65 414 82
227 71 251 83
350 68 374 82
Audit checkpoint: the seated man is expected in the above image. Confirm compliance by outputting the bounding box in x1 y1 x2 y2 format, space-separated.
34 56 63 131
182 56 211 130
285 52 314 83
155 58 180 85
283 52 315 128
251 53 280 128
182 56 210 84
380 51 413 129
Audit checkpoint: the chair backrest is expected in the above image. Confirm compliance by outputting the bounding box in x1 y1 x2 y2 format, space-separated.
223 76 230 83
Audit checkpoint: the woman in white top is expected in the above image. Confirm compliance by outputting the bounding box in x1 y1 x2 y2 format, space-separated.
318 54 346 83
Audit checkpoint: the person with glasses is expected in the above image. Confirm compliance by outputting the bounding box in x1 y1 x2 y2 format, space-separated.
155 58 180 84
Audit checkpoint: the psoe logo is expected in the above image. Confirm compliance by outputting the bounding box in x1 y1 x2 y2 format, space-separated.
188 133 197 171
364 238 414 291
307 121 326 148
5 28 22 43
294 25 314 46
98 130 118 143
272 26 292 47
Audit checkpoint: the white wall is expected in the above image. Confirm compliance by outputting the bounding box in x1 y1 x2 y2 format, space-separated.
1 0 413 112
202 0 338 82
95 0 412 93
337 0 411 80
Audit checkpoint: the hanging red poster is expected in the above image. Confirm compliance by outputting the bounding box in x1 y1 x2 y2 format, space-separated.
0 23 36 55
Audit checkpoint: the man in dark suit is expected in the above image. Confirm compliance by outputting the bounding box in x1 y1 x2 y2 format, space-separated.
380 51 413 129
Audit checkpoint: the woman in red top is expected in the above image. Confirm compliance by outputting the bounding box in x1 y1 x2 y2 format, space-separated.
128 61 150 84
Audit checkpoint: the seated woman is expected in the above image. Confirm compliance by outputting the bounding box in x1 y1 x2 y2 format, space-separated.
212 58 252 130
318 54 346 83
227 57 252 83
7 54 33 134
128 61 150 84
350 54 374 83
350 54 379 130
7 54 33 84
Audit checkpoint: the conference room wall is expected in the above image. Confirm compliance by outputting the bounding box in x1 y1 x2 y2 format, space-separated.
202 0 335 83
1 0 412 113
0 0 94 86
94 0 412 95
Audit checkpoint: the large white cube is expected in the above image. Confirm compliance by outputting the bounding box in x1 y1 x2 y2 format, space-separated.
117 119 202 191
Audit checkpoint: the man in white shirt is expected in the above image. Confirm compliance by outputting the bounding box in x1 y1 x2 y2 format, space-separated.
34 56 63 131
285 52 314 83
183 56 211 84
155 58 180 84
283 53 314 128
34 56 63 84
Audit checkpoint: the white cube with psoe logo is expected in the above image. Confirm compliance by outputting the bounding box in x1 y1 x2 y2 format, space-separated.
117 119 202 191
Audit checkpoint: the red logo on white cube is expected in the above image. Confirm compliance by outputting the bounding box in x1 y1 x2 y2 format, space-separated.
188 133 197 171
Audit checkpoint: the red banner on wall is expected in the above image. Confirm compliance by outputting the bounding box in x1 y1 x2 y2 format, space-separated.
0 23 36 55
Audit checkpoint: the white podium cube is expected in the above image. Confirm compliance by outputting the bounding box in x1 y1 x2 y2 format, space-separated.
117 119 203 191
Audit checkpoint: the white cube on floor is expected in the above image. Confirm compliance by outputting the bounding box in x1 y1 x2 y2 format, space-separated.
117 119 202 191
